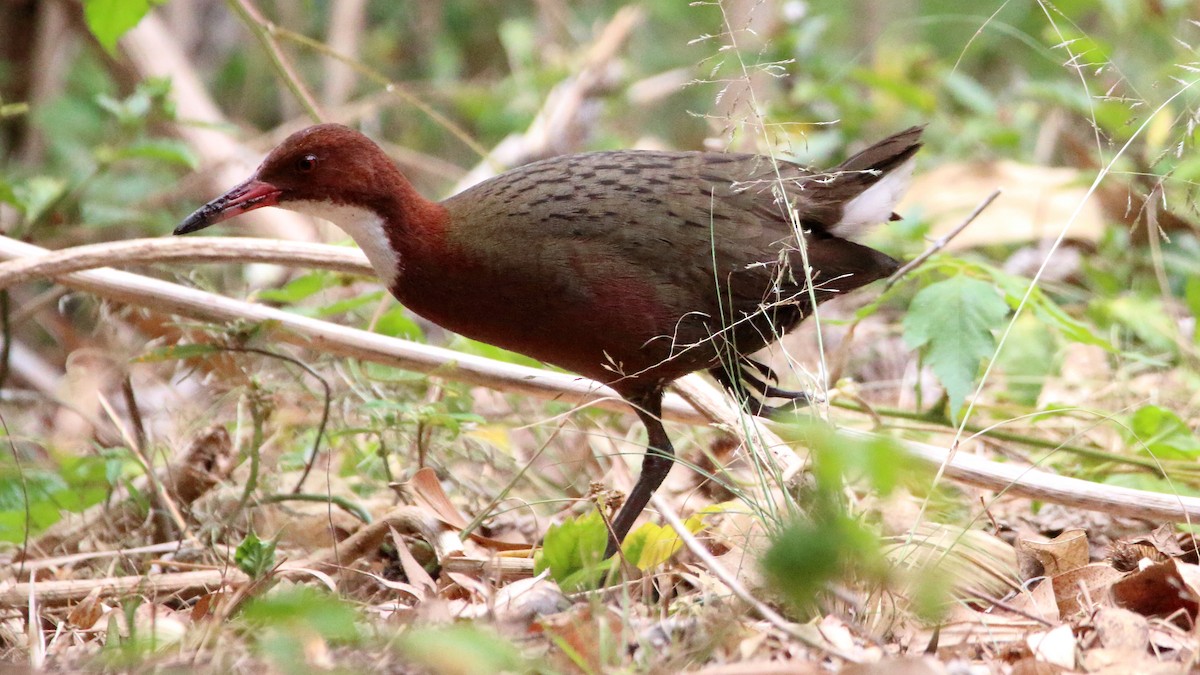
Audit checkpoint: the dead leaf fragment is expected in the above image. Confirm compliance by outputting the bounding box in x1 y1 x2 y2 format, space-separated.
1018 529 1090 579
1051 563 1124 618
66 586 105 629
1111 559 1199 625
1092 607 1149 652
1025 623 1076 670
839 656 947 675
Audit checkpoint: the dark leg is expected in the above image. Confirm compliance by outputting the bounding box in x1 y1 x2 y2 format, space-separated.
708 356 809 417
604 390 674 559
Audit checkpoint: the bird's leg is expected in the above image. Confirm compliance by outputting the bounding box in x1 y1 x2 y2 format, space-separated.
604 390 674 559
708 356 809 418
738 358 810 405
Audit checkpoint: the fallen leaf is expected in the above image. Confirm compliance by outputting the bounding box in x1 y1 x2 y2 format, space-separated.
1091 607 1149 652
1110 559 1199 625
1025 623 1076 670
1018 529 1090 578
1050 563 1124 618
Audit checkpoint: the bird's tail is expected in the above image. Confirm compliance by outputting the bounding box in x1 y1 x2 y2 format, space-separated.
827 125 924 241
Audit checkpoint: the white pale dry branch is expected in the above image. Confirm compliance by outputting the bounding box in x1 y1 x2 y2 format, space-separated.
5 234 1200 524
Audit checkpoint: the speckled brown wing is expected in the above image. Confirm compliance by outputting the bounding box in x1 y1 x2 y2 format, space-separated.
438 132 916 383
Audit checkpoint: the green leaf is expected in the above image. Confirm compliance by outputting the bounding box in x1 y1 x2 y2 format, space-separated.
83 0 159 55
985 266 1114 351
12 176 68 225
533 511 614 592
234 531 277 578
902 276 1009 418
110 139 198 169
1127 404 1200 461
374 306 424 340
625 514 707 570
396 625 528 674
255 272 331 304
240 587 360 643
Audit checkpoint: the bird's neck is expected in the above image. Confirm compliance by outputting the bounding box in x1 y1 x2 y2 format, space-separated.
291 178 449 289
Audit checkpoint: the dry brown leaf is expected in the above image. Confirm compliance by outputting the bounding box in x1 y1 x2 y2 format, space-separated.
538 604 625 674
1051 563 1124 618
1091 607 1150 653
1025 623 1076 670
390 527 437 598
885 523 1021 603
1009 576 1060 624
1019 529 1091 579
1080 650 1180 675
916 605 1040 650
1110 559 1199 625
402 467 530 552
406 467 471 529
898 160 1105 249
65 586 105 630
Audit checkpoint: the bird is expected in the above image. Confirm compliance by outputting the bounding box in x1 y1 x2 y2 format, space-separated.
175 123 921 558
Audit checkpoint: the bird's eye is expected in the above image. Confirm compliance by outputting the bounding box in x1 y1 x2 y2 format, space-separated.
296 154 318 173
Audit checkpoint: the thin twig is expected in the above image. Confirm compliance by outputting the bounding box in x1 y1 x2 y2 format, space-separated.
223 347 333 495
225 0 324 123
884 189 1002 290
121 374 148 459
0 237 372 291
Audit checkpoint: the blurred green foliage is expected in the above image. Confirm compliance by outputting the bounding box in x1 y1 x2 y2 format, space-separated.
6 1 1200 634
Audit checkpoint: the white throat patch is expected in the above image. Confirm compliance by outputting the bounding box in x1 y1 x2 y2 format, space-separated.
290 200 399 287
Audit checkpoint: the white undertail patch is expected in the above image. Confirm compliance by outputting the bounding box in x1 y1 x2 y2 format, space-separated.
831 158 916 242
290 200 399 287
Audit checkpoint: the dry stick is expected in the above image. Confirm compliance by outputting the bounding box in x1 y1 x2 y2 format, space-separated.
883 189 1002 291
649 492 861 664
8 236 1200 522
0 237 371 291
225 0 324 123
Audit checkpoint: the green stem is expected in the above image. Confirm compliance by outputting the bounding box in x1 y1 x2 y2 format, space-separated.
832 400 1170 475
261 493 373 524
225 0 323 123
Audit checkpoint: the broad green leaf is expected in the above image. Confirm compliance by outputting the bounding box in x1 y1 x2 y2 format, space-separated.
255 272 330 304
985 266 1114 351
1186 276 1200 342
110 139 198 169
1127 404 1200 461
12 176 67 225
902 276 1009 418
1096 295 1178 355
397 625 527 674
240 587 360 643
534 511 613 592
83 0 159 55
374 306 424 340
234 531 277 579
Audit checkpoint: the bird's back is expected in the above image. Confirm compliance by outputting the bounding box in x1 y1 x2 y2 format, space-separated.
401 130 919 391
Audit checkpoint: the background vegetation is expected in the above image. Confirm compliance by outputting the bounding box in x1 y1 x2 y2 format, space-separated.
3 0 1200 672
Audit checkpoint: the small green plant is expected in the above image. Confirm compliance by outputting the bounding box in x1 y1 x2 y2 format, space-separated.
763 420 940 616
234 531 277 579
